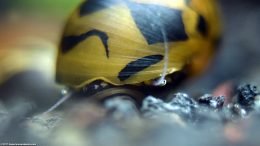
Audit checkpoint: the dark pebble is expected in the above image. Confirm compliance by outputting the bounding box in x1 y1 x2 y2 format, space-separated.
237 84 259 107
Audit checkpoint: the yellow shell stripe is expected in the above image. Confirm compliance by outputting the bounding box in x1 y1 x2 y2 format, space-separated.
186 0 221 76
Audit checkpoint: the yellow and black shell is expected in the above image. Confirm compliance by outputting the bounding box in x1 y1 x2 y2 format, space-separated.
56 0 220 88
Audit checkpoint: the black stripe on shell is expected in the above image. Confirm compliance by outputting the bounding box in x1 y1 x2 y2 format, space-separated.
61 29 110 58
127 2 188 44
80 0 120 16
197 15 208 36
118 55 164 81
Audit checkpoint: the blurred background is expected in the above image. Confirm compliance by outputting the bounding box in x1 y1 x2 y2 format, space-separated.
0 0 81 84
0 0 84 115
